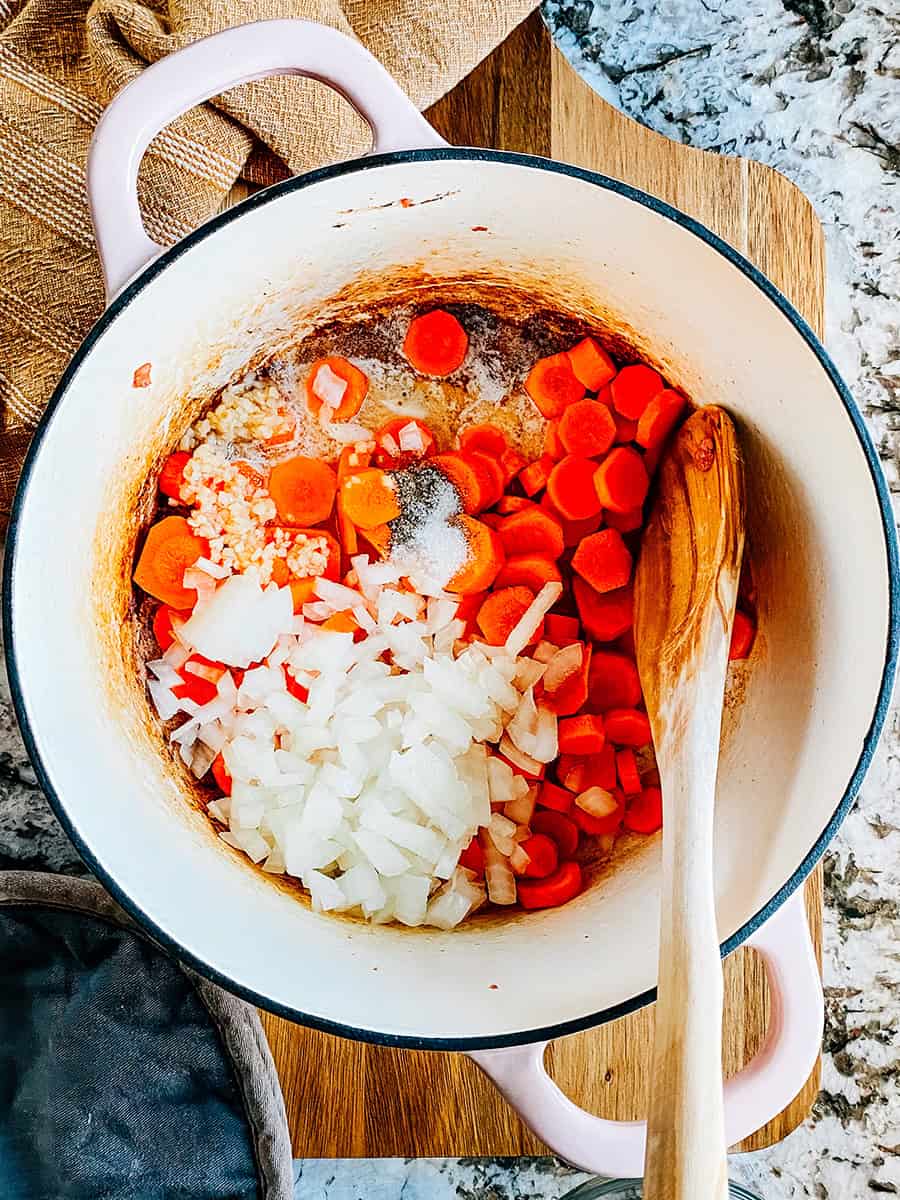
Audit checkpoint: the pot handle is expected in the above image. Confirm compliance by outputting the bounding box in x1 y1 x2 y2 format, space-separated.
468 888 822 1178
87 19 447 300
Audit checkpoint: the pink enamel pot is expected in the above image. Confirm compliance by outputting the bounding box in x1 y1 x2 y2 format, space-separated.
5 21 897 1177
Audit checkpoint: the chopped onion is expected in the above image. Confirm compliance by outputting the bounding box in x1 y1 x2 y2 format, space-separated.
312 362 348 408
325 421 371 443
498 732 542 778
181 574 292 668
543 643 583 693
398 421 425 453
532 640 559 664
575 787 619 818
504 784 537 826
509 843 531 876
194 556 230 580
505 582 563 658
482 836 517 905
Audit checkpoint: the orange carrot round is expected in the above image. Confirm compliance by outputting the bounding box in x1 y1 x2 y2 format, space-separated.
269 456 337 526
498 507 565 559
305 356 369 421
636 389 685 450
152 604 189 651
459 423 507 457
133 516 209 609
524 353 585 418
542 641 592 717
547 455 603 521
616 748 642 796
158 451 191 502
729 609 756 660
603 708 652 747
558 399 616 458
610 364 664 420
518 455 554 496
572 528 633 594
496 494 539 515
613 413 639 444
544 613 581 645
360 523 393 559
588 651 642 710
573 578 633 642
500 446 527 483
446 516 505 594
462 450 505 509
566 337 616 392
494 554 562 591
432 452 483 513
544 420 566 460
403 309 468 376
340 468 401 529
604 507 643 533
623 786 662 834
558 713 606 755
593 447 649 514
476 585 539 645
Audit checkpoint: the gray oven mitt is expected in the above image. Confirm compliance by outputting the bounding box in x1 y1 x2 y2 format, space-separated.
0 871 293 1200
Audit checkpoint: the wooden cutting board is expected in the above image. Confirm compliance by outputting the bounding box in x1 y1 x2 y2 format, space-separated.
261 12 824 1157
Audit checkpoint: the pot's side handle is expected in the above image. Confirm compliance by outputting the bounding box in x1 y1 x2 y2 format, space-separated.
87 18 447 300
468 889 822 1178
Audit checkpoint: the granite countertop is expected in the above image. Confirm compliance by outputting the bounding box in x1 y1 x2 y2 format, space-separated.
1 2 897 1197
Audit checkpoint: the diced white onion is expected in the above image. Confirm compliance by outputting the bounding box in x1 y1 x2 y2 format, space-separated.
575 787 619 818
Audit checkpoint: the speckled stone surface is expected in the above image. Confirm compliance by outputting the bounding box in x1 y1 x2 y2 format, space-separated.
1 3 897 1196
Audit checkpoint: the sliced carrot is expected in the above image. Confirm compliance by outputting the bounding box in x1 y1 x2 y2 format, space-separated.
496 495 538 515
518 455 554 496
558 743 617 793
403 309 468 376
572 528 633 594
524 353 585 418
446 516 505 594
289 577 317 612
498 508 565 559
340 468 401 528
636 389 686 450
566 337 616 392
624 786 662 834
530 810 579 858
545 613 580 645
593 446 649 514
588 651 642 710
613 413 639 444
373 417 436 469
500 447 527 483
604 507 643 533
610 364 664 420
558 399 617 458
494 554 562 591
544 420 566 460
459 836 485 876
481 512 504 530
558 713 605 755
321 610 360 634
211 753 232 796
337 442 372 482
553 505 605 549
547 456 603 521
360 523 392 559
284 665 309 702
462 451 505 510
604 708 652 747
542 641 592 717
616 748 641 796
520 834 559 879
517 861 582 909
305 356 369 421
134 516 210 609
476 586 539 646
573 578 633 642
152 604 189 651
539 780 575 813
268 456 337 526
432 452 482 513
730 609 756 660
338 507 358 557
596 383 613 407
454 590 486 638
571 799 623 836
158 451 191 502
459 423 507 457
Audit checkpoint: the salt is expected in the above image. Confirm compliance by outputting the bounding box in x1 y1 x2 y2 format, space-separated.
388 463 468 589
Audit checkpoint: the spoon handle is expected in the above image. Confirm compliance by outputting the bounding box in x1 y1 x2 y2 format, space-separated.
643 665 731 1200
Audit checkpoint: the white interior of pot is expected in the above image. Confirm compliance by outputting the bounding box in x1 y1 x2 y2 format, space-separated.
8 158 889 1041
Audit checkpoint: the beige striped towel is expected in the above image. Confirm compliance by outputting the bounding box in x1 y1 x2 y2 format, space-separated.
0 0 536 522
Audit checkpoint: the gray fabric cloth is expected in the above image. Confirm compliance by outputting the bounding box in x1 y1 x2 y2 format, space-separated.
0 871 293 1200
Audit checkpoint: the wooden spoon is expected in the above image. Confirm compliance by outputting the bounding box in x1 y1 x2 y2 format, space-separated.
634 406 746 1200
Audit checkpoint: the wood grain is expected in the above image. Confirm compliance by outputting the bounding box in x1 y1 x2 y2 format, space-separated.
260 11 824 1158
